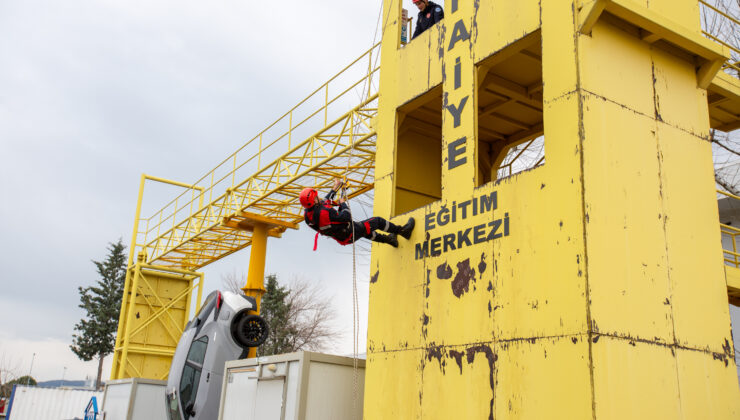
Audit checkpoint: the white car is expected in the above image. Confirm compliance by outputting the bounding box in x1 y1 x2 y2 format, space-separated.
165 290 269 420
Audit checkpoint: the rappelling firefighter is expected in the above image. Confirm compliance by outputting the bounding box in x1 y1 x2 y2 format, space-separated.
300 179 415 249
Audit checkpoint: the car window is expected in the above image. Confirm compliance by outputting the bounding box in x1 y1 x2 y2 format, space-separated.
186 336 208 365
194 292 217 320
179 365 201 416
178 336 208 418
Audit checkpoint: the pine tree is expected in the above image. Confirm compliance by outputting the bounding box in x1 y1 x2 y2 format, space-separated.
259 275 295 356
70 239 127 390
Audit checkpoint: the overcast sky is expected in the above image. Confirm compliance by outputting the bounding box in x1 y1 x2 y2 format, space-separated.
0 0 737 385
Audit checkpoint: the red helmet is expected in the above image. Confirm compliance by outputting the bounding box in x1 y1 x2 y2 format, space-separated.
299 187 318 208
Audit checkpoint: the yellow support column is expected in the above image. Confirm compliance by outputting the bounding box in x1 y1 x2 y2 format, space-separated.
242 223 268 359
365 0 738 418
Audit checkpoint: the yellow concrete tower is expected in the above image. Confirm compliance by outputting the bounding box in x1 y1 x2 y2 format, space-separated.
365 0 739 418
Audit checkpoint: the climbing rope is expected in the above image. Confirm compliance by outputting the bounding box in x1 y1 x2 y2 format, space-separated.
340 107 362 417
347 2 392 417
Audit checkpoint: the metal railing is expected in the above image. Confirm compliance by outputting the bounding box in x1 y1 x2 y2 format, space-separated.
132 43 381 264
719 190 740 267
146 96 379 268
699 0 740 75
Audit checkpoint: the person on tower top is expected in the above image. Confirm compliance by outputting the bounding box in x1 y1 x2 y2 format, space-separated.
411 0 444 40
300 179 415 249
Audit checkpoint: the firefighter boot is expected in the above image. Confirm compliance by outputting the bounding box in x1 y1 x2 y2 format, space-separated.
397 218 415 240
372 233 398 248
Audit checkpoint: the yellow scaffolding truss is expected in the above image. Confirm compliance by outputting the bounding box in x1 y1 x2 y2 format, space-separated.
132 43 381 271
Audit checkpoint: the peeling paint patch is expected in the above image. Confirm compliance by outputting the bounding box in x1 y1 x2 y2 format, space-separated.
712 351 730 367
478 253 487 274
449 350 465 374
437 262 453 279
426 269 431 298
451 258 476 298
426 343 446 371
370 270 379 284
465 344 496 420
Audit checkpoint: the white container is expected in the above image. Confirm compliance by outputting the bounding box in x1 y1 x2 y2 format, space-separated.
218 351 365 420
100 378 167 420
6 385 102 420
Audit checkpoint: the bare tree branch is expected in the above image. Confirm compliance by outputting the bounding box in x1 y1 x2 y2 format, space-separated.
702 2 740 193
717 173 740 195
221 270 246 294
713 132 740 157
283 276 342 352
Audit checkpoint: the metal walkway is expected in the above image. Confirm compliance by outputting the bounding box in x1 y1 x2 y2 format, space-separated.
131 44 380 270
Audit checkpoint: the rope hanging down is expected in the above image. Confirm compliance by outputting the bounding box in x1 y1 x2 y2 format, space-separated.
340 180 361 420
347 1 389 416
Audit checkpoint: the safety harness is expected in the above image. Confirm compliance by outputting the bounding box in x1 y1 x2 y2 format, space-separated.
305 200 361 250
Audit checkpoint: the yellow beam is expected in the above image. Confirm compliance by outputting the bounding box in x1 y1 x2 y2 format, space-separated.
144 174 205 191
236 211 299 230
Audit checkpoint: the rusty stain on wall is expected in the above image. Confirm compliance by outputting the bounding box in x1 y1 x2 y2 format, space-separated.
437 262 453 279
451 258 476 298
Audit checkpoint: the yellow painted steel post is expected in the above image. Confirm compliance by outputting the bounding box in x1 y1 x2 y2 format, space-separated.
116 256 144 379
111 174 146 379
242 223 269 359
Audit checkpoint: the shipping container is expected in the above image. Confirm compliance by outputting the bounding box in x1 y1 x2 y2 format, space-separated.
6 385 102 420
100 378 167 420
218 351 365 420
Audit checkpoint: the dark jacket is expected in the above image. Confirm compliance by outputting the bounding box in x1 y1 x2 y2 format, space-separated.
304 191 353 243
412 1 444 39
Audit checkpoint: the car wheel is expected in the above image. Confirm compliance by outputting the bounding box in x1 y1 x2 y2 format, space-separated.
233 314 269 348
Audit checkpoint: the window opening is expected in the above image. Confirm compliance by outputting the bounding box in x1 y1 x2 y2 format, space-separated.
477 32 545 185
394 85 443 215
194 292 218 320
179 336 208 417
186 337 208 365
